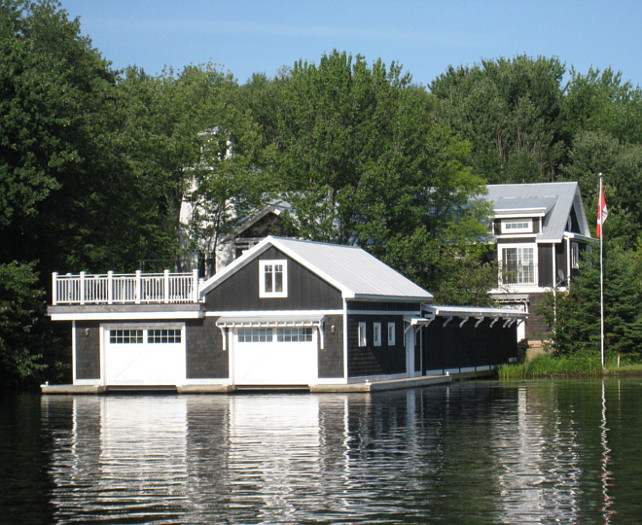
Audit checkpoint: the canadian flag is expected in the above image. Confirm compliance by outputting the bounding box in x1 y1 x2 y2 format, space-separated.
596 180 608 238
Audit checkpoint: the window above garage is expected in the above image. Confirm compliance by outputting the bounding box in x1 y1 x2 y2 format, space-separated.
500 218 533 234
259 259 288 298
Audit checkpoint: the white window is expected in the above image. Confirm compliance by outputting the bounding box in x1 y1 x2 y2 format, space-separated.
237 328 273 342
276 327 313 342
358 322 367 347
501 246 535 285
148 329 182 344
373 322 382 346
387 322 396 346
259 260 287 298
571 242 580 269
109 329 143 344
501 218 532 234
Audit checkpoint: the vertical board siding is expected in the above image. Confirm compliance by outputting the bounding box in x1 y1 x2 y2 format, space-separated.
524 294 550 341
422 318 518 373
75 321 101 379
347 315 405 377
186 318 228 379
538 244 554 288
205 246 342 311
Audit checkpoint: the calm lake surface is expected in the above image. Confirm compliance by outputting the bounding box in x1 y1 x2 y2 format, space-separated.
2 379 641 524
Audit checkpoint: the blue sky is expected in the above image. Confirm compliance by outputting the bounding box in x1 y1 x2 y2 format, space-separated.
61 0 642 87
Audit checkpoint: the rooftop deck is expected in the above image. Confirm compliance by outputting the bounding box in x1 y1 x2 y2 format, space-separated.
51 270 202 305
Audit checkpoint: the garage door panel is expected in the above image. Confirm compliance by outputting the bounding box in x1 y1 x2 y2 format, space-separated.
104 326 186 386
233 328 317 385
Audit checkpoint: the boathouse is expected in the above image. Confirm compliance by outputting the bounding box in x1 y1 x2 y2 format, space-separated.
46 236 525 393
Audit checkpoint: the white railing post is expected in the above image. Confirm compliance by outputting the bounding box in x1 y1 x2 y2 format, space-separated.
52 272 58 305
135 270 141 304
107 271 113 304
164 269 170 303
79 271 86 305
192 269 199 303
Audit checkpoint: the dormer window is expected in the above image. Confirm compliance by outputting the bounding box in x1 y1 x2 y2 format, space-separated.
259 260 288 298
501 218 532 234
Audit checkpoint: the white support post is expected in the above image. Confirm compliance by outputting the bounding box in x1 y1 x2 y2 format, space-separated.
52 272 58 305
164 269 170 304
192 269 199 303
79 271 86 305
135 270 141 304
459 316 470 328
218 326 227 351
107 271 113 305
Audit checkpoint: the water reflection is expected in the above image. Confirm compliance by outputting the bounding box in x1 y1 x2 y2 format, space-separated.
39 382 634 524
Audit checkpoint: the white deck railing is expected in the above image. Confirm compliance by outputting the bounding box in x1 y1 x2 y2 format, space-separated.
52 270 201 305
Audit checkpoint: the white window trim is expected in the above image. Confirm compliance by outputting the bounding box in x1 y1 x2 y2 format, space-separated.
259 259 288 298
358 322 367 347
498 243 538 288
373 322 382 346
501 218 533 234
387 322 396 346
571 242 580 269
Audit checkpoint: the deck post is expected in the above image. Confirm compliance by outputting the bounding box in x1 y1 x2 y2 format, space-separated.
79 271 86 305
192 269 199 302
164 269 170 304
52 272 58 306
107 271 113 305
135 270 141 304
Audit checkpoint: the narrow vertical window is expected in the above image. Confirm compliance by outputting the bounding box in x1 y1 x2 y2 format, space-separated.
571 242 580 269
358 322 367 347
387 322 396 346
373 322 381 346
259 260 287 298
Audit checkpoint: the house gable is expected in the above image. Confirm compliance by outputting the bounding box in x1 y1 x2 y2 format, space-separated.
205 245 343 311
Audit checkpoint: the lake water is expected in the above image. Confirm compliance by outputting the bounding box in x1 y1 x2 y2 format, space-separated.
1 379 641 524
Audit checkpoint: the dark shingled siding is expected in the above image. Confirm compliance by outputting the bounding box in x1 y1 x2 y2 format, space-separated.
186 317 228 379
318 314 344 378
75 321 100 379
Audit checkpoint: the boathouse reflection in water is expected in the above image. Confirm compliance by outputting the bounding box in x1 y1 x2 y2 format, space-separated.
40 382 627 523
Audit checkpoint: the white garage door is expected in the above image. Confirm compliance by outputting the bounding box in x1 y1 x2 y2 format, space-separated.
104 325 186 386
232 327 318 385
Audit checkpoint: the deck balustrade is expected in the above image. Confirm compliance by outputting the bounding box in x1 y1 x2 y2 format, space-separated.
52 270 201 305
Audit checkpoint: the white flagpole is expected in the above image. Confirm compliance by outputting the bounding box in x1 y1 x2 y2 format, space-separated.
599 174 605 370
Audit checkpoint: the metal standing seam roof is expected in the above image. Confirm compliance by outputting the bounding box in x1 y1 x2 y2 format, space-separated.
484 182 590 241
200 235 433 301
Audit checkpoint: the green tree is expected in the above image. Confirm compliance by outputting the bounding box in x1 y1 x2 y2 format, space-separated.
431 55 567 183
0 262 46 387
269 51 494 303
543 240 642 357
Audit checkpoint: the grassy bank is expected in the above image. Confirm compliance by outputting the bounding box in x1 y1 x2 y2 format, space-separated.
498 351 642 379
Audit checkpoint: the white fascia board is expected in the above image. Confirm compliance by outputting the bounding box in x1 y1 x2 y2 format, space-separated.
267 237 355 297
563 232 595 242
199 234 354 297
204 309 343 317
425 305 526 319
349 293 433 303
50 311 204 321
494 209 547 218
200 237 274 294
